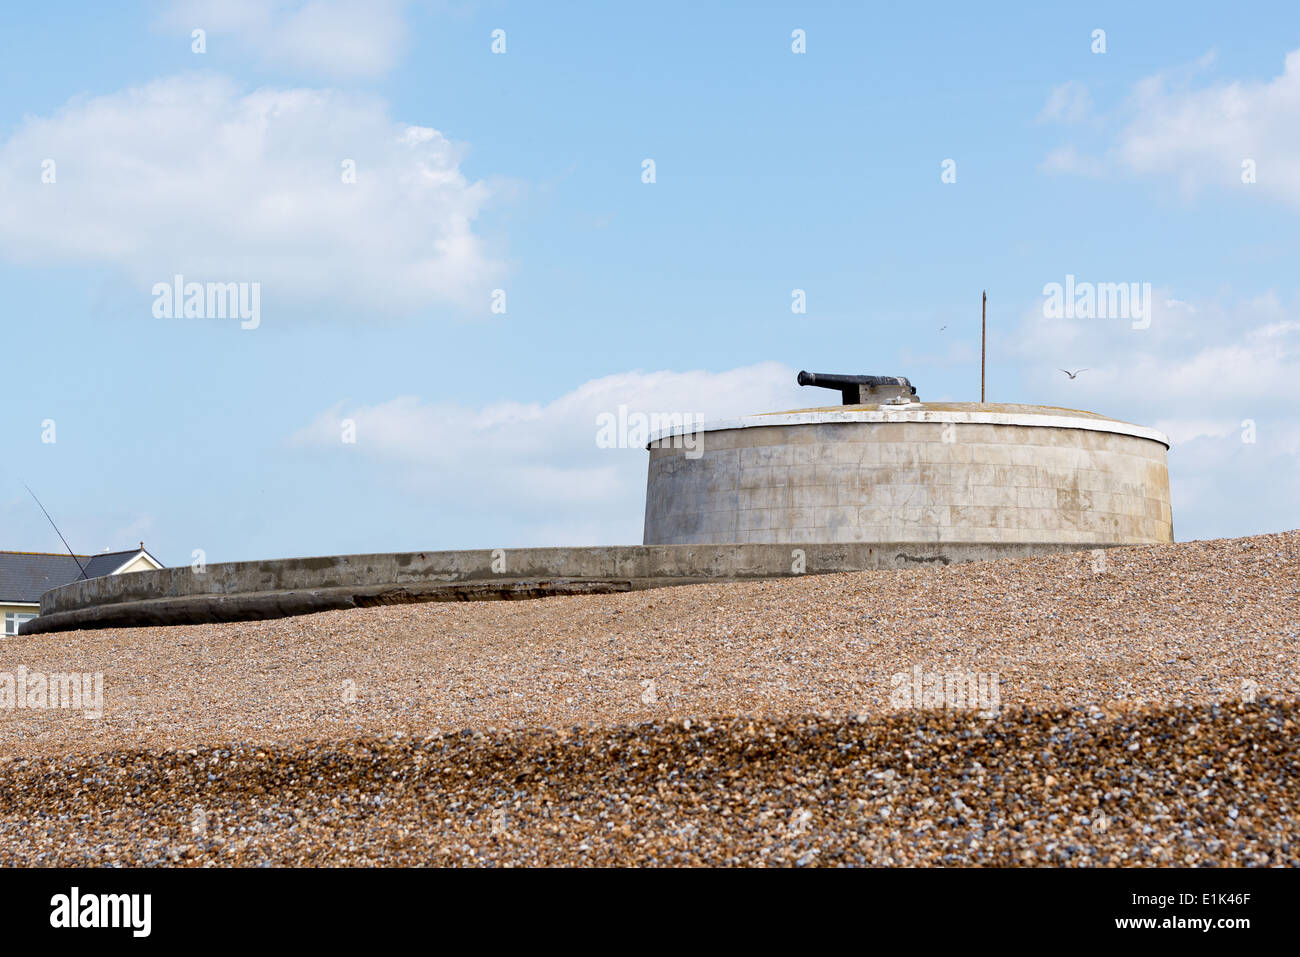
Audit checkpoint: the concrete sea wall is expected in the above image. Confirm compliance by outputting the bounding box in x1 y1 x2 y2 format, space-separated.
22 541 1119 634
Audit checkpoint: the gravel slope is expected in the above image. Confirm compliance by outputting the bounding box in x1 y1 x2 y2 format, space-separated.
1 702 1294 866
0 531 1296 866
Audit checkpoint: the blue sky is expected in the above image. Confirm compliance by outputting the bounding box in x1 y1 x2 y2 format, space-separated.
2 1 1298 563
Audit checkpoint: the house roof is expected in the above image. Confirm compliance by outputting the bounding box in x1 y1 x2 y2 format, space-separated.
0 548 163 605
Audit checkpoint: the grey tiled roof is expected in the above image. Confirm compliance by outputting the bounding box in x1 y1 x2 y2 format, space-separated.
0 550 158 604
81 550 143 579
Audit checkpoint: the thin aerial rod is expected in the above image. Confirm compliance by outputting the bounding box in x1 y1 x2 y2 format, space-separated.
981 290 987 403
24 485 88 580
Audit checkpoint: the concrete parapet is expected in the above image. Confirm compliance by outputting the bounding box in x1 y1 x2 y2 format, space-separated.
23 541 1120 635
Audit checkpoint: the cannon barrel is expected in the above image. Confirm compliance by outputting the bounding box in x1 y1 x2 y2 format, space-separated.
796 371 917 405
797 371 901 388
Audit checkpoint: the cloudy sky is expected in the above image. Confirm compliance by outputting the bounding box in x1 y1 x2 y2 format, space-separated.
1 1 1297 562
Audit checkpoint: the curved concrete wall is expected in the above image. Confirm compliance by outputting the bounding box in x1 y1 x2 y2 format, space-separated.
25 541 1119 634
644 408 1173 546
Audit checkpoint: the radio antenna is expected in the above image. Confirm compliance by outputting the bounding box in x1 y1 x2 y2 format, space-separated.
24 485 88 581
981 290 987 403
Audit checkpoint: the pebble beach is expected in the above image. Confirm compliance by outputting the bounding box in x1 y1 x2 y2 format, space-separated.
1 531 1296 866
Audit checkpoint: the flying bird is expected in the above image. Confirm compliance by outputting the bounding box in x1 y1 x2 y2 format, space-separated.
1059 368 1088 380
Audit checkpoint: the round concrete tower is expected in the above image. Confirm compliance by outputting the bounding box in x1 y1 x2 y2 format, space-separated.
643 372 1172 547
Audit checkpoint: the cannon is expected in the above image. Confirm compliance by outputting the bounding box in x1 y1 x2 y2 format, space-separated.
796 371 918 406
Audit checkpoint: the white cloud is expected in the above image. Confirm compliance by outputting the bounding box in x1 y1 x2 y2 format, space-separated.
1039 81 1093 124
1039 145 1104 176
1165 424 1300 540
1117 49 1300 201
289 363 806 545
1009 291 1300 539
1150 419 1237 444
160 0 409 77
1043 48 1300 205
0 74 500 313
1013 292 1300 408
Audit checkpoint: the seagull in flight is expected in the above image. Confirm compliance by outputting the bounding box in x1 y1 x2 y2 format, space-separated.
1059 368 1088 380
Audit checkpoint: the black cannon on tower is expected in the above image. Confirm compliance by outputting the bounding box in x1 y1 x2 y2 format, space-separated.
796 371 917 405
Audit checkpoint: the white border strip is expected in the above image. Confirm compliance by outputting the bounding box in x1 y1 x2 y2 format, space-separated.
649 408 1170 448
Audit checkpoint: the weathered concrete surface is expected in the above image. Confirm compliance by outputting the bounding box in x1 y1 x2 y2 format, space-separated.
21 580 633 635
24 541 1119 634
644 405 1173 546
